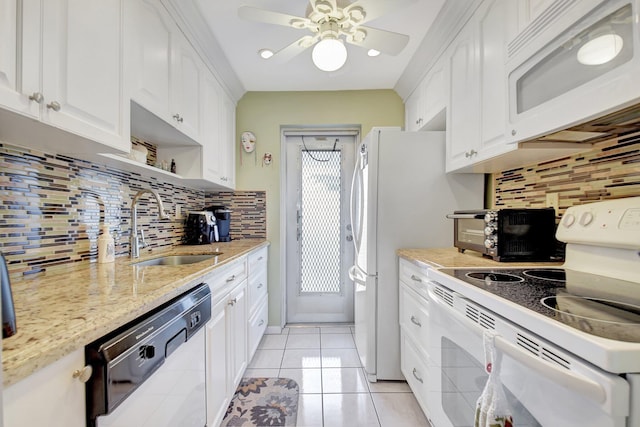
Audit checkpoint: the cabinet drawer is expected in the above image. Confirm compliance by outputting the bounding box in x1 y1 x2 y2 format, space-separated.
209 258 247 299
248 265 267 314
247 295 268 360
248 246 268 273
399 284 430 347
399 258 429 298
401 332 431 421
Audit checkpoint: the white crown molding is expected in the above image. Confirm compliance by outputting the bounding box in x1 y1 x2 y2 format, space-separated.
394 0 482 101
162 0 246 102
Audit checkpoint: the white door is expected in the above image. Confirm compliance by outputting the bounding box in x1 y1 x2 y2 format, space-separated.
285 131 356 323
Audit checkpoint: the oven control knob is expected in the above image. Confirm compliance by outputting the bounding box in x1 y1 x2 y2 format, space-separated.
579 211 594 226
484 237 496 249
139 345 155 359
484 225 496 235
562 213 575 227
484 212 497 223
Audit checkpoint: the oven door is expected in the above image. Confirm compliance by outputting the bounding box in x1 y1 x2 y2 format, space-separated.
426 282 629 427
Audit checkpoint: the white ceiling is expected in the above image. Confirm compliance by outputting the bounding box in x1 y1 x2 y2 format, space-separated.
190 0 447 93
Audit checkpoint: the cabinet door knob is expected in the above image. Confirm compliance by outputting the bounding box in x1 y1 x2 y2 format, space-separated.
258 319 264 326
173 113 184 123
228 297 237 306
511 129 517 136
257 283 263 289
29 92 44 104
226 274 236 283
46 101 61 112
410 274 422 283
72 365 93 383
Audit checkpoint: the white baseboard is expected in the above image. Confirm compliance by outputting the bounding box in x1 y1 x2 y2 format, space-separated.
265 325 282 335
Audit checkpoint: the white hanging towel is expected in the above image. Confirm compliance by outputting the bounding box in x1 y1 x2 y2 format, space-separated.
475 330 514 427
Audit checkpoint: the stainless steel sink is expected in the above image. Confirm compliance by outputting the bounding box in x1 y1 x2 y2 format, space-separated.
131 254 221 267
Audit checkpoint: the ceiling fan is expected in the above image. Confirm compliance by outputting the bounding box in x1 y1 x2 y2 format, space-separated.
238 0 415 72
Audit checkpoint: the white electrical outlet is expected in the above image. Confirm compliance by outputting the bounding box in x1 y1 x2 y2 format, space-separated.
546 193 559 215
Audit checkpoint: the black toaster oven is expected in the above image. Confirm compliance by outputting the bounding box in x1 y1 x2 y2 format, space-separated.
447 208 558 261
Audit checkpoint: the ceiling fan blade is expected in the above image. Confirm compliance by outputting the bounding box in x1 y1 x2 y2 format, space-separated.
270 35 320 64
344 0 417 25
238 6 310 29
346 26 409 55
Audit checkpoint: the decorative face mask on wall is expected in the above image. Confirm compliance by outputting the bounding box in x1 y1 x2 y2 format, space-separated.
241 131 256 153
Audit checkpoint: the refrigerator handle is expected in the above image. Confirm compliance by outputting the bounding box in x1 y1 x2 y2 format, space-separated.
349 157 363 253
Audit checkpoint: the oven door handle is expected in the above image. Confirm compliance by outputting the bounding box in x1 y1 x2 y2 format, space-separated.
428 285 607 405
446 213 486 219
493 335 606 404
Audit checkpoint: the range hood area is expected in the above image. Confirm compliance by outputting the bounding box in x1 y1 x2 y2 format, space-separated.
462 102 640 173
533 102 640 144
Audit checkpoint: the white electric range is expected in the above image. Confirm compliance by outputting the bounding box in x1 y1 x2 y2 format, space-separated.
426 197 640 427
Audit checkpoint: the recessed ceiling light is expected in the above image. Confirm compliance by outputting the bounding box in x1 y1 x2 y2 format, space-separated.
367 49 380 57
258 49 274 59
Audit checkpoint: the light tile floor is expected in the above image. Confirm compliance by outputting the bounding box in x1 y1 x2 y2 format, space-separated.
245 325 430 427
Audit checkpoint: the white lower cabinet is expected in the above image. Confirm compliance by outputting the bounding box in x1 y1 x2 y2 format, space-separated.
399 258 433 423
3 349 87 427
248 295 268 360
401 331 432 422
227 282 248 392
205 246 269 427
247 246 268 362
206 296 230 427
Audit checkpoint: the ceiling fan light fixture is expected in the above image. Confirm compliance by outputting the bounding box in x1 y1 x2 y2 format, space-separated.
312 38 347 72
258 48 274 59
367 49 380 57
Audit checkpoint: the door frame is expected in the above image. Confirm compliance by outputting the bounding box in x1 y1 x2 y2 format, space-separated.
279 125 361 327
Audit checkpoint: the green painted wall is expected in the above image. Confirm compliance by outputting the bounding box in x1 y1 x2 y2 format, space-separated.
235 90 404 327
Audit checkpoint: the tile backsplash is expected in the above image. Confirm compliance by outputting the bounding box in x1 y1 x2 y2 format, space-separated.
494 131 640 213
0 143 266 278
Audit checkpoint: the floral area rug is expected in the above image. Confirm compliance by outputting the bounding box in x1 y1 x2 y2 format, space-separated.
221 377 299 427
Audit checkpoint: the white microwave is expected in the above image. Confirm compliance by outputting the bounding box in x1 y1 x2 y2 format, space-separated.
506 0 640 143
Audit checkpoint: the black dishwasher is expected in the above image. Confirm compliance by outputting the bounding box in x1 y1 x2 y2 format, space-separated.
85 283 211 427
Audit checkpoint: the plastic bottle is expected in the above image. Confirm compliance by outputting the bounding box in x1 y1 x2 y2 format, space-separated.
171 159 176 173
98 225 115 263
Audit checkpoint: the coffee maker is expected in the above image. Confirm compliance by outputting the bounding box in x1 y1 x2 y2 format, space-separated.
206 205 232 242
185 211 218 244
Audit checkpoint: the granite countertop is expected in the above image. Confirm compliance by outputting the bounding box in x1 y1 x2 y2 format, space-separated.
2 239 268 387
397 247 564 269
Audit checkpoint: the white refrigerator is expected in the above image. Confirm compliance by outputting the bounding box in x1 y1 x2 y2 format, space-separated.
348 127 484 381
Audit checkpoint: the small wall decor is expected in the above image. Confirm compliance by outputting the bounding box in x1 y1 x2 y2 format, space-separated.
240 131 257 165
262 152 273 166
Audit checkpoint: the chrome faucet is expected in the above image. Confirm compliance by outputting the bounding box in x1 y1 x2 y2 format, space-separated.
130 189 171 259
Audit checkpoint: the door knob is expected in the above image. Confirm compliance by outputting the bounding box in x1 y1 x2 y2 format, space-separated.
346 235 353 242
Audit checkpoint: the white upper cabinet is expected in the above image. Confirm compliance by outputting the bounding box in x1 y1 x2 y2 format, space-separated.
0 0 128 153
404 59 446 132
446 23 480 171
0 0 22 114
172 37 201 141
127 0 173 122
477 0 509 157
219 91 236 189
200 72 223 184
127 0 201 142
